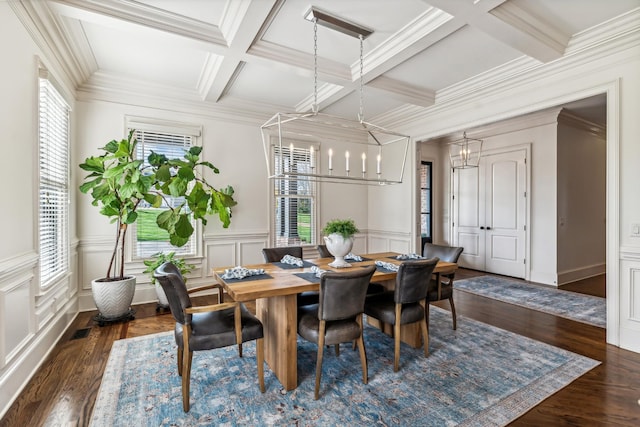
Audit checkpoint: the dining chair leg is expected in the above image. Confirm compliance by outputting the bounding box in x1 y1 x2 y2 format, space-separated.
420 300 429 356
182 350 193 412
356 316 368 384
315 321 326 400
449 296 457 330
257 338 265 393
177 347 183 376
335 344 340 356
394 303 402 372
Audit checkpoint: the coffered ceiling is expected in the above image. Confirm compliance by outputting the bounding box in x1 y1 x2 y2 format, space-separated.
15 0 640 124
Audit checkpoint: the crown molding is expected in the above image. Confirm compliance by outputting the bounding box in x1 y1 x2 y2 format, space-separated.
10 0 85 89
295 83 344 113
359 8 456 78
219 0 251 43
558 109 607 139
490 0 569 61
50 0 227 46
196 53 225 100
368 76 435 108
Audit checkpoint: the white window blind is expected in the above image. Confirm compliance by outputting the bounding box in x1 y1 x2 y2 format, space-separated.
131 129 197 258
38 73 70 287
272 144 317 247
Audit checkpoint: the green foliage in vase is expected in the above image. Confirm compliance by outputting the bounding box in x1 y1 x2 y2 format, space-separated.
322 218 359 238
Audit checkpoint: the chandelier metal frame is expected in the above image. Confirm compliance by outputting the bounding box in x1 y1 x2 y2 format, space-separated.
261 7 410 185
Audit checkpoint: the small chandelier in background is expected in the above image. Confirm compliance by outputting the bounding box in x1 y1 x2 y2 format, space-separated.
260 6 410 185
449 132 483 169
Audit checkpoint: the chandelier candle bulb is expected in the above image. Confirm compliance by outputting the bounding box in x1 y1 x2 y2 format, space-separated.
309 146 315 169
328 148 333 171
345 151 350 172
361 152 366 173
376 154 381 174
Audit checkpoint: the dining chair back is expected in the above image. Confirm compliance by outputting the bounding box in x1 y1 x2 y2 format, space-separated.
297 265 376 399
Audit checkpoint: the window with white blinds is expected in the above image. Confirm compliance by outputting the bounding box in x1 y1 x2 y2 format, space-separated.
272 144 317 247
131 129 197 258
38 73 70 287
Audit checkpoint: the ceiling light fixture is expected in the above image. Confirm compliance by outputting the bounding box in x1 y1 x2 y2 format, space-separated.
449 132 483 169
261 7 409 185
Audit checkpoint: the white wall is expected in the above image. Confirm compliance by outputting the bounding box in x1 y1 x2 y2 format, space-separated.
557 112 607 283
0 2 78 418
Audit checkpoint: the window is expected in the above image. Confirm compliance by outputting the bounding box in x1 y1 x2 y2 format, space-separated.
420 161 433 244
38 70 70 287
272 143 317 247
130 129 197 258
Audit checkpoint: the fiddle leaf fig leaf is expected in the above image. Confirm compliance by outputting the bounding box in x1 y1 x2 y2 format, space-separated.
103 140 119 153
168 176 188 197
156 164 171 182
174 214 193 238
178 167 194 181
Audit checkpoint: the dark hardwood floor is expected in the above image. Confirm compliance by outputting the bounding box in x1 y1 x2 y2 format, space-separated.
1 270 639 426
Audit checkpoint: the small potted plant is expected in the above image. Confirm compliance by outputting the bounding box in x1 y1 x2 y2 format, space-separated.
143 252 195 308
322 218 359 268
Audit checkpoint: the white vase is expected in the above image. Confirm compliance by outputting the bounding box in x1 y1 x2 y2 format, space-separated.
324 233 354 268
91 276 136 320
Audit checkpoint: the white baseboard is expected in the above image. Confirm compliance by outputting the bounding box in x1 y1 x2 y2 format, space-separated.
557 263 606 285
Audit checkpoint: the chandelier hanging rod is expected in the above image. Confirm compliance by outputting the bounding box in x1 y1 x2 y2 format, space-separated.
303 6 373 39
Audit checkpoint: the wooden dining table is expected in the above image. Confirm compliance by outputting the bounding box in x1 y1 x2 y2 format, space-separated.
213 251 457 391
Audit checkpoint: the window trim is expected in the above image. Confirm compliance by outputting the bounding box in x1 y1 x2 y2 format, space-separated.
37 65 71 289
124 117 204 261
420 160 433 244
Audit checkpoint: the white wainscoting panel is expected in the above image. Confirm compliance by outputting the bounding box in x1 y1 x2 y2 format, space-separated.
204 232 269 278
619 248 640 353
367 230 412 254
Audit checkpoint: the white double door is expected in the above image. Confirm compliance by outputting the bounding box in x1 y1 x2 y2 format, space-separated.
452 148 527 278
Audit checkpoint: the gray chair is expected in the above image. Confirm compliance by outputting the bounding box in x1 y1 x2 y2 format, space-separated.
154 262 265 412
261 246 303 262
364 258 439 372
297 265 376 399
262 246 318 307
316 244 331 258
422 243 464 330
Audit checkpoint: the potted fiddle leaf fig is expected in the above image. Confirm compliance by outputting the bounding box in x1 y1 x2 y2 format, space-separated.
322 218 359 268
79 130 236 322
143 251 195 308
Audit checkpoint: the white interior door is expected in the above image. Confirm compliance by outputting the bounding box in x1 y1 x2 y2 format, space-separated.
484 150 526 277
452 166 485 270
452 148 527 278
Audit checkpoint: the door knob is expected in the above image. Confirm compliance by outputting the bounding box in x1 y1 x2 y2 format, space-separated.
486 226 492 230
480 226 485 230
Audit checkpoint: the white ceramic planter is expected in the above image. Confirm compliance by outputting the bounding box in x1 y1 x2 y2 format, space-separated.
91 276 136 319
324 233 354 268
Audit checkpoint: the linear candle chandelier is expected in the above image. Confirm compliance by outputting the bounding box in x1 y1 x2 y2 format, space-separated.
261 6 410 185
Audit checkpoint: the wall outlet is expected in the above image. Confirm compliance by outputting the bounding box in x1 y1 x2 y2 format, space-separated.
632 223 640 237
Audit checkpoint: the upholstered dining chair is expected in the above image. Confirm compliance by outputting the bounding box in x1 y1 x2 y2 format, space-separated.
422 243 464 330
263 246 319 307
154 262 265 412
297 265 376 400
316 244 331 258
364 258 439 372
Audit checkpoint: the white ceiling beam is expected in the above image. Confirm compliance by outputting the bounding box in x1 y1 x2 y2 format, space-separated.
203 0 277 102
426 0 570 62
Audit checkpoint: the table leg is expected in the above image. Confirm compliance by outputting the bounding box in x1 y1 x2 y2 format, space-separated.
256 294 298 390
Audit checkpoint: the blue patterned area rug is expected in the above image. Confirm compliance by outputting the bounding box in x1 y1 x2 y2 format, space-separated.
454 275 606 328
90 308 598 426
